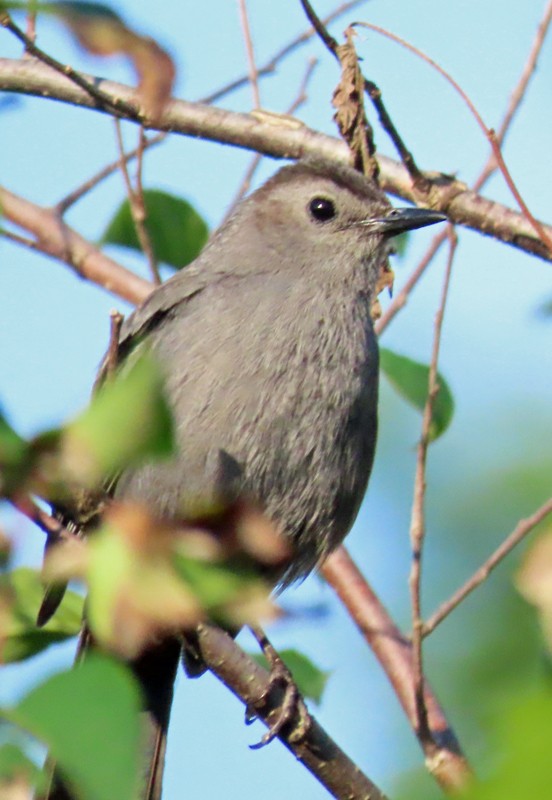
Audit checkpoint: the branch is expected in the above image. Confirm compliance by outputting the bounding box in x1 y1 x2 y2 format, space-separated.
195 622 389 800
1 58 550 263
12 498 387 800
0 184 152 304
475 0 552 189
201 0 366 104
377 4 552 337
322 547 472 793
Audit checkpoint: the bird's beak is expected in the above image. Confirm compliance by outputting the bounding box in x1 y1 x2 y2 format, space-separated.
361 207 447 237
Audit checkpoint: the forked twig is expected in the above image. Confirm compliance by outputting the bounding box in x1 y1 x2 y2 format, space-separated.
114 119 161 284
356 21 552 254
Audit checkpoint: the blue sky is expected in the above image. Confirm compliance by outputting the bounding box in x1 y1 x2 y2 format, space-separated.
1 1 552 798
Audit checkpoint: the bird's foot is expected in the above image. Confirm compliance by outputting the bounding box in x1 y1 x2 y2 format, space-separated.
246 624 311 749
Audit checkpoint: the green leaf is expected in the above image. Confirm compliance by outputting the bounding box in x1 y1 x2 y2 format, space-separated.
0 407 27 466
0 568 83 663
6 656 142 800
172 553 274 628
174 556 255 609
0 742 42 790
380 347 454 440
251 649 330 705
62 350 174 487
462 689 552 800
0 406 30 496
102 190 209 269
392 231 410 259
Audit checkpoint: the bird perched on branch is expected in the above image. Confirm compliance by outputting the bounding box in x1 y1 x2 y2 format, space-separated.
43 157 445 800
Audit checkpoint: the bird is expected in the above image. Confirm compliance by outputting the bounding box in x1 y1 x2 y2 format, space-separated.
43 157 445 800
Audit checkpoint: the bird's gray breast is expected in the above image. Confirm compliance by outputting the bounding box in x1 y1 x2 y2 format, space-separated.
116 271 379 582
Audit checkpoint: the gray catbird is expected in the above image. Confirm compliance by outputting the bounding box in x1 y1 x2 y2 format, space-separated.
115 158 445 582
45 158 445 800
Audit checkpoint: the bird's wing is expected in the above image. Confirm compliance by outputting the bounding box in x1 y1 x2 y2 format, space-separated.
120 266 212 350
95 267 214 388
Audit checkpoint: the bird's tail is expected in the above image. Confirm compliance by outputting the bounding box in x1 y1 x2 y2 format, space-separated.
40 629 181 800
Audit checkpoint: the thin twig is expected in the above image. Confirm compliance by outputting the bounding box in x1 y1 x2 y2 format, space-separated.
0 226 42 250
11 495 73 546
0 14 139 120
423 496 552 636
135 126 161 283
237 0 261 108
363 78 427 188
355 21 552 255
55 132 166 214
408 227 458 745
106 310 124 378
114 119 161 284
221 57 318 224
487 130 552 252
475 0 552 190
377 4 552 338
299 0 339 56
24 4 36 45
201 0 365 104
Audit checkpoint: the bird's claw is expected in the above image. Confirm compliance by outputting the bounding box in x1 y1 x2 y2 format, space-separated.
246 625 311 749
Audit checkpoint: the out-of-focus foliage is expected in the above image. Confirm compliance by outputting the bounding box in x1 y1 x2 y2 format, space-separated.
4 655 142 800
0 568 83 664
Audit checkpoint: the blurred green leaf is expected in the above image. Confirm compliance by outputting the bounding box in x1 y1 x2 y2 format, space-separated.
0 407 30 496
81 508 200 658
0 407 27 467
392 231 410 259
6 655 141 800
0 568 83 663
102 190 208 269
251 648 330 704
62 351 174 487
380 348 454 440
461 688 552 800
51 2 121 22
173 554 274 628
0 742 42 791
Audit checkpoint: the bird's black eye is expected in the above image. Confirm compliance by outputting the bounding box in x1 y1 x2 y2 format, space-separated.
309 196 336 222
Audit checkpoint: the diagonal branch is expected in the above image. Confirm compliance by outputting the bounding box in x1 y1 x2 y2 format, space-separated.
322 547 472 793
0 184 152 304
195 622 389 800
1 58 551 263
12 497 388 800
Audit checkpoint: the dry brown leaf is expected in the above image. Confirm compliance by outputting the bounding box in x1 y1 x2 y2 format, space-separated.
516 527 552 653
332 27 376 177
54 3 175 122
